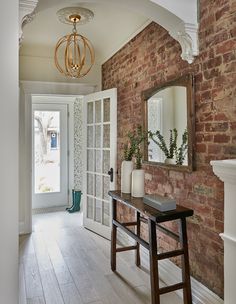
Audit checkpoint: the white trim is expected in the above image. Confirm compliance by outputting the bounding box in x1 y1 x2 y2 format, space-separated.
220 233 236 246
20 80 97 95
211 159 236 184
19 81 95 235
31 99 72 208
19 221 25 235
117 229 223 304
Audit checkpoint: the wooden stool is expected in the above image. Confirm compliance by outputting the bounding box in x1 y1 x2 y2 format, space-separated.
109 191 193 304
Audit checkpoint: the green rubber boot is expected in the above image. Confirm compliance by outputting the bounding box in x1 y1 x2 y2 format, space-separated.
68 190 82 213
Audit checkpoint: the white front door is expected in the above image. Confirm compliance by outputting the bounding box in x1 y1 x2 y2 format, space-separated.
32 103 68 209
83 89 117 239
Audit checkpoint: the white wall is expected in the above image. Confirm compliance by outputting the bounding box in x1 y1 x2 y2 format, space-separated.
0 1 19 303
19 82 95 234
20 55 102 90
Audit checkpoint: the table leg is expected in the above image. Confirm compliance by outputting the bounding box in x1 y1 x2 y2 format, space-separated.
111 198 117 271
180 218 192 304
136 211 141 267
148 219 160 304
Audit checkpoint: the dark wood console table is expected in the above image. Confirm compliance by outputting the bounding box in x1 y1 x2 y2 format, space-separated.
108 190 194 304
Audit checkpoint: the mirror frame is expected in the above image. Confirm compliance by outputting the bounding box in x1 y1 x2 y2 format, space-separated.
142 74 195 172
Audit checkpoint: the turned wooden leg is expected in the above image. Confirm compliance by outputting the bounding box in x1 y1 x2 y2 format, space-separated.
148 219 160 304
179 217 192 304
111 199 117 271
136 211 141 267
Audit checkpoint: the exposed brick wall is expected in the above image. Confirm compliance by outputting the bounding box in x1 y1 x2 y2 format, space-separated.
102 0 236 298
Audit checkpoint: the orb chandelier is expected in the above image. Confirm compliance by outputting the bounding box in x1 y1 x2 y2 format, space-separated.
54 7 95 79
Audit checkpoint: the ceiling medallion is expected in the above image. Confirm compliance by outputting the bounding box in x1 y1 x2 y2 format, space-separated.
54 7 95 79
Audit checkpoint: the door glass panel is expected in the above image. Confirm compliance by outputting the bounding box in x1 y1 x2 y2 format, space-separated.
103 202 110 226
87 126 94 147
34 110 60 194
87 173 94 195
87 102 93 123
103 150 110 174
95 175 102 198
103 125 110 148
87 150 94 171
103 98 110 122
103 176 110 201
95 100 101 123
87 196 94 219
95 199 102 223
95 150 102 172
95 125 101 147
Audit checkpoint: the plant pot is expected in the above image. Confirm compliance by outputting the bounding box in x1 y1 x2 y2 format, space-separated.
165 158 176 165
121 160 133 193
131 169 145 198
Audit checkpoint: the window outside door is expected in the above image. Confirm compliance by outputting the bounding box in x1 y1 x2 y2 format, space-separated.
32 103 68 209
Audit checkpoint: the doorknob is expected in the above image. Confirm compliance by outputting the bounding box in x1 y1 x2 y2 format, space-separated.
108 168 114 182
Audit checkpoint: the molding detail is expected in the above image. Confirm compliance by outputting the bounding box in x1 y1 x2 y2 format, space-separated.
117 229 223 304
169 22 199 64
211 159 236 184
220 233 236 246
19 0 39 44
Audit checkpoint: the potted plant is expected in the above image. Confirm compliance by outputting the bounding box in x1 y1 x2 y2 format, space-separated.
121 142 135 193
121 125 146 194
148 128 188 165
131 144 145 197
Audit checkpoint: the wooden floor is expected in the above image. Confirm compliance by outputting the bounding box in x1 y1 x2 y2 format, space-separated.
19 211 182 304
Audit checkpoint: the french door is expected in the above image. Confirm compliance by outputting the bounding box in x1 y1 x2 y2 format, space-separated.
83 89 117 239
32 103 68 209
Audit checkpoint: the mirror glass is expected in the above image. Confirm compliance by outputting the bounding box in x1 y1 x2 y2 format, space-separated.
142 74 194 172
147 86 187 164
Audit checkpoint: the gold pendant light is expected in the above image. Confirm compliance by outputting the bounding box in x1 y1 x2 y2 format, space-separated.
55 8 95 79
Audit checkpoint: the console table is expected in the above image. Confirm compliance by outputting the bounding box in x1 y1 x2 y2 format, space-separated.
109 190 193 304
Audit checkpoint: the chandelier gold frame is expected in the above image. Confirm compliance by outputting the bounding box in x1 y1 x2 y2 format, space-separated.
54 10 95 79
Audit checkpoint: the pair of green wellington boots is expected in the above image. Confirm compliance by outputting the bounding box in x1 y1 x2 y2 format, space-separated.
66 189 82 213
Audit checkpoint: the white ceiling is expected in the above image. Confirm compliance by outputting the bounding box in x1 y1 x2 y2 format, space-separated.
20 1 150 64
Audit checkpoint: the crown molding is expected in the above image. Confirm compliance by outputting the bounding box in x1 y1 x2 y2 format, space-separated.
19 0 38 44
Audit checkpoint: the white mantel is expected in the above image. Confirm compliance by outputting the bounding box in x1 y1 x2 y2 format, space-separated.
211 159 236 304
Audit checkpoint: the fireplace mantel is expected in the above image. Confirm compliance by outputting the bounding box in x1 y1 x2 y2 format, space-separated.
211 159 236 304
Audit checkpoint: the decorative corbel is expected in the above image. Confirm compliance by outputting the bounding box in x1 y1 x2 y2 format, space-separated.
170 22 199 64
19 0 38 45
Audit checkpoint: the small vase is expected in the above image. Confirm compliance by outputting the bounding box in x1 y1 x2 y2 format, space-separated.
131 169 145 198
165 158 176 165
121 160 133 193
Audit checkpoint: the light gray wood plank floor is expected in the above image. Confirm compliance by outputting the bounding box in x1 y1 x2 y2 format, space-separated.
19 211 182 304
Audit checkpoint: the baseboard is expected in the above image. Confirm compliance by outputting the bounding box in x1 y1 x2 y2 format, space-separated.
117 229 223 304
19 221 25 235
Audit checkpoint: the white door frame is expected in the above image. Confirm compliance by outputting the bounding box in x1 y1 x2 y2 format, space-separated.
19 81 96 234
32 100 70 209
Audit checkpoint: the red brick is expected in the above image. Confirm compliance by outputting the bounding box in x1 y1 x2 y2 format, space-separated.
102 1 236 294
214 134 230 143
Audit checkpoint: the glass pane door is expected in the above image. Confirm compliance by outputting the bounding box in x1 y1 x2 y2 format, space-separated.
32 103 68 209
83 89 117 239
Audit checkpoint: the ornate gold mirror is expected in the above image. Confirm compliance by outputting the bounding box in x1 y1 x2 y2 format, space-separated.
142 74 195 172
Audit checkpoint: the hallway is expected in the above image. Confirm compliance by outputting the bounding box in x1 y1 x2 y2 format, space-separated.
19 211 182 304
